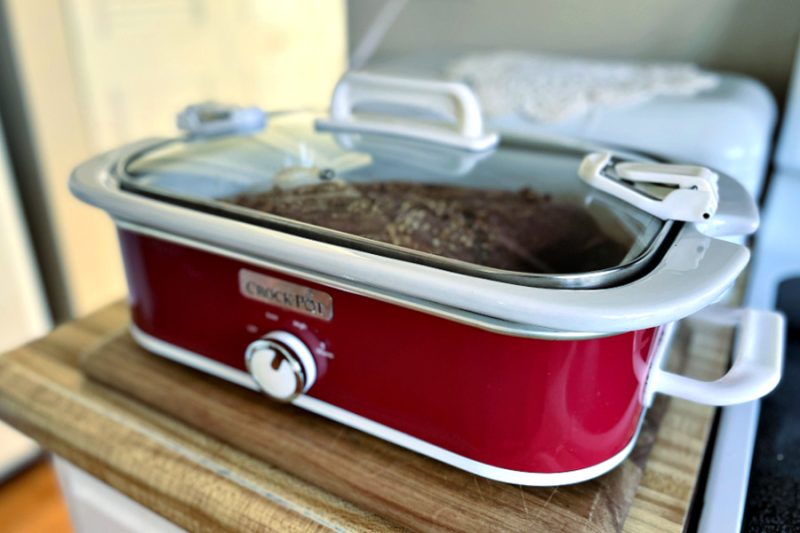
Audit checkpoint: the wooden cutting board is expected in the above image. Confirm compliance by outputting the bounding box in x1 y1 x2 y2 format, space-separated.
0 302 732 532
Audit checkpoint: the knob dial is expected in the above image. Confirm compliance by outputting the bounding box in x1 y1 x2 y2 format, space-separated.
245 331 317 402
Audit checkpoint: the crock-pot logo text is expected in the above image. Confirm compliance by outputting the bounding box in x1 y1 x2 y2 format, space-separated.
239 269 333 321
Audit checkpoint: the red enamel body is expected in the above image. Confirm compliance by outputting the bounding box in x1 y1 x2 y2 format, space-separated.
119 229 660 474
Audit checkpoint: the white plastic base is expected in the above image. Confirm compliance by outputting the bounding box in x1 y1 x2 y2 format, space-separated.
129 324 644 486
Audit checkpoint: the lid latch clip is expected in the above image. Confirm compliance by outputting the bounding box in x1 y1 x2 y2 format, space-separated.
578 152 719 222
177 102 267 137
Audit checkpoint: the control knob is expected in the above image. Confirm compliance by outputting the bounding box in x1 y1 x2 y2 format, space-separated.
245 331 316 402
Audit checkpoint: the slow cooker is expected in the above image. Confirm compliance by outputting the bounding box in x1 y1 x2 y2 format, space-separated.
70 73 784 486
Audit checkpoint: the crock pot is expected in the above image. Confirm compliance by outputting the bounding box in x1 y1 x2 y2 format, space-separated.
70 73 784 486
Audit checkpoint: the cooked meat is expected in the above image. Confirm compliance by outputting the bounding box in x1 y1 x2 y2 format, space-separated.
228 181 626 273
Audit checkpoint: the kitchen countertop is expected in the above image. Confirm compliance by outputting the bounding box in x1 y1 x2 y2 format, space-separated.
0 301 733 532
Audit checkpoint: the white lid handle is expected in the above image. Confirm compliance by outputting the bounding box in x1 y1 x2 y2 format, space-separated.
315 72 498 151
646 306 784 406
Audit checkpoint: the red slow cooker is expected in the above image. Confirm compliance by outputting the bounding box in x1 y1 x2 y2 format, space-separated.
70 74 784 486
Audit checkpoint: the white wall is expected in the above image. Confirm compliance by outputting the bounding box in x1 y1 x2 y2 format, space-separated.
348 0 800 102
3 0 347 319
0 110 48 482
0 113 49 350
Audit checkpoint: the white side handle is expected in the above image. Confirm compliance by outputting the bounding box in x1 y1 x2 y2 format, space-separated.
646 306 784 406
315 72 499 151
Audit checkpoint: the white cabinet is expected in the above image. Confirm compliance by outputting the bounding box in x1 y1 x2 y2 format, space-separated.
54 457 184 533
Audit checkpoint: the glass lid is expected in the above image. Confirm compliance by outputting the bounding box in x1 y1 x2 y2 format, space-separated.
116 111 673 289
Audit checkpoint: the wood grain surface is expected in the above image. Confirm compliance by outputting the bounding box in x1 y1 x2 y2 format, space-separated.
0 302 733 532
